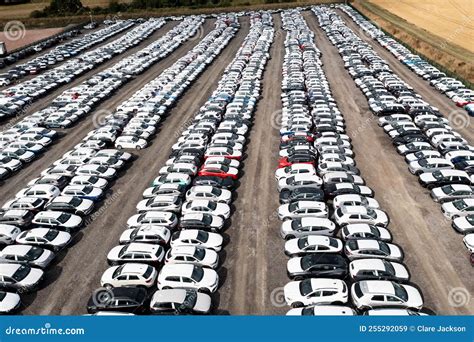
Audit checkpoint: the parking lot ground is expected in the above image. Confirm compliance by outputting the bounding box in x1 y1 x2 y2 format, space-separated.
304 10 474 315
216 14 287 315
336 9 474 145
19 17 250 315
0 20 178 130
0 20 191 191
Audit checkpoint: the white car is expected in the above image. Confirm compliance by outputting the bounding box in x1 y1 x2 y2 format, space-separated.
441 199 474 219
149 289 211 315
452 215 474 234
69 175 109 190
284 278 348 307
0 291 21 313
127 211 178 229
204 157 240 169
280 217 336 239
278 201 328 220
157 264 219 293
107 243 165 266
345 239 403 261
333 195 379 210
275 164 316 181
322 172 365 185
0 263 43 293
334 206 389 227
408 158 454 175
365 308 429 316
277 174 323 192
185 186 232 204
284 236 343 256
15 228 72 251
286 305 356 316
75 164 117 180
15 184 60 200
430 184 474 203
165 246 219 269
120 226 171 245
0 225 22 245
136 195 182 213
170 230 223 252
404 150 441 163
349 259 409 282
101 263 158 288
181 200 230 220
463 234 474 253
0 244 55 268
341 224 392 242
351 280 423 310
32 211 83 232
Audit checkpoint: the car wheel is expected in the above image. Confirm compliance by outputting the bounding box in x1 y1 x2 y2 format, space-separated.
333 301 344 305
293 276 303 281
285 235 295 240
163 286 172 290
103 283 113 289
135 146 141 150
117 145 122 149
292 302 303 308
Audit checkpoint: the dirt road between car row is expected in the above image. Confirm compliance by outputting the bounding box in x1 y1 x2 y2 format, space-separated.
19 17 250 315
304 11 473 315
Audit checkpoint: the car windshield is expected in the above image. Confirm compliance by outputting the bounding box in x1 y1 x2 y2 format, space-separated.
12 265 30 281
193 248 205 260
211 188 222 196
442 185 455 194
379 242 390 255
184 290 198 307
70 197 82 206
196 230 209 243
143 266 153 279
369 226 381 238
393 283 408 301
291 220 301 229
25 247 43 260
44 229 59 241
467 216 474 225
328 238 338 248
89 176 99 183
288 202 299 212
299 279 313 296
432 171 443 180
191 266 204 282
97 166 107 173
297 237 309 249
57 213 71 223
383 260 395 275
83 186 93 194
453 200 468 210
301 307 314 316
207 202 217 210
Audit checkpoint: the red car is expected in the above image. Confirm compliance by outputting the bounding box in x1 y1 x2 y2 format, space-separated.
278 155 316 169
281 133 315 143
198 165 239 180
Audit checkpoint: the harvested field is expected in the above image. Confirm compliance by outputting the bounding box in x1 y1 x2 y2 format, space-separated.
0 27 63 51
353 0 474 83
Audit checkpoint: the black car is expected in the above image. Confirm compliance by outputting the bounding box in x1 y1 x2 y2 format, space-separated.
287 254 348 280
87 287 149 314
31 176 70 190
45 196 94 216
179 213 222 231
192 176 234 190
454 160 474 174
323 183 373 199
279 187 325 204
392 134 429 146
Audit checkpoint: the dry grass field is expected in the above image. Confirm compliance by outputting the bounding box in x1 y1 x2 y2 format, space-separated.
353 0 474 84
0 27 63 50
370 0 473 53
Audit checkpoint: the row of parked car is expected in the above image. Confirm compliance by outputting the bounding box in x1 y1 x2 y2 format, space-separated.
274 9 428 316
86 12 274 315
0 21 132 87
0 19 140 120
314 7 474 264
0 26 84 70
338 5 474 116
0 16 235 314
0 18 207 181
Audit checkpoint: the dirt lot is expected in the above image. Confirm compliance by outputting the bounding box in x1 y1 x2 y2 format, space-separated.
306 10 473 314
12 17 251 315
0 27 64 51
369 0 474 53
1 10 473 316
